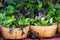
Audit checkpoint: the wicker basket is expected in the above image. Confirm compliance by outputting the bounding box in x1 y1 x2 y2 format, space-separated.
1 26 29 39
30 25 57 38
57 23 60 33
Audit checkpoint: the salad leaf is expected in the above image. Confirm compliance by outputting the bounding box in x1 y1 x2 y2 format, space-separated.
4 16 16 28
37 1 42 11
40 18 48 26
6 5 15 15
0 13 4 24
56 10 60 22
18 18 30 26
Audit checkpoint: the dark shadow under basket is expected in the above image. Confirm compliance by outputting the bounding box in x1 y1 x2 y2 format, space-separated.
57 23 60 33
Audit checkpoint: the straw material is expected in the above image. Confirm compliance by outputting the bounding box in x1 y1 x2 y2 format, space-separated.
1 26 29 39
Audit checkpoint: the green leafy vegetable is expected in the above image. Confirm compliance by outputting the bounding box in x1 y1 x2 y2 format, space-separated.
18 18 30 26
0 13 4 24
4 16 16 28
6 5 15 15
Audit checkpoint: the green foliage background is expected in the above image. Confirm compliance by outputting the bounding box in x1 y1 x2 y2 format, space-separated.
0 0 60 28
